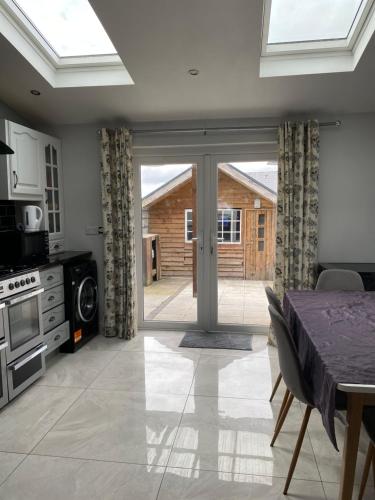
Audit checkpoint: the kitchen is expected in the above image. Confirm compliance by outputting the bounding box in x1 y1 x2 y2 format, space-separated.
0 119 99 410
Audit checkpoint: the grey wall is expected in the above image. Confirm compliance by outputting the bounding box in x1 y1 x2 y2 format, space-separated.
318 113 375 262
55 124 104 322
0 99 30 126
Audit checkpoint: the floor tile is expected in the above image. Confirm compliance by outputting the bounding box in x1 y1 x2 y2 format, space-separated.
168 396 319 481
39 350 117 388
158 468 326 500
0 455 163 500
191 354 280 400
90 351 198 395
0 385 83 453
323 481 374 500
121 331 201 355
0 452 25 485
308 409 373 485
82 335 128 352
34 389 186 466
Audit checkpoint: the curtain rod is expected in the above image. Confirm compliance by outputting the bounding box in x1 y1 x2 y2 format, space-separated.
97 120 341 136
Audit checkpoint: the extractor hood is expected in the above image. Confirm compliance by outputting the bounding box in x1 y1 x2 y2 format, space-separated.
0 140 14 155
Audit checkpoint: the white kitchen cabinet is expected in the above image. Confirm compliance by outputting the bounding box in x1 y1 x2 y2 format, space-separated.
0 120 43 200
40 134 65 246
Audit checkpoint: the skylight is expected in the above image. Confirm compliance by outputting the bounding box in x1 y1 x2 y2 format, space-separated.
260 0 375 77
13 0 116 57
268 0 364 44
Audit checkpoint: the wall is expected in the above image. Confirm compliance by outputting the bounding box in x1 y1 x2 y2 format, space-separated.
318 113 375 262
54 124 104 322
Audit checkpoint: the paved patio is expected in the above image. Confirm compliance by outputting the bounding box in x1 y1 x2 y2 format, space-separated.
144 277 272 326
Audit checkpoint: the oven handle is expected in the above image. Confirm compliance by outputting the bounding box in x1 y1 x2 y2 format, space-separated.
5 287 44 306
0 341 8 351
8 344 47 371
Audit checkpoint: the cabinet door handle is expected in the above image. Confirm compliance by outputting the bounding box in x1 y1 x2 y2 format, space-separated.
13 171 18 189
49 316 55 322
48 295 55 302
47 275 54 281
54 334 61 341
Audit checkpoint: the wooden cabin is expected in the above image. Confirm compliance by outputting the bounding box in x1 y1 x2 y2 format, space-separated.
142 164 277 282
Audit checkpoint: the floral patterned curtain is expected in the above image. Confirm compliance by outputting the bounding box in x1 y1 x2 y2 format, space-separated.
100 128 136 339
270 120 320 344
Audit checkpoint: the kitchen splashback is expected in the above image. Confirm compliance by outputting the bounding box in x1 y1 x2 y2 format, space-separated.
0 201 16 230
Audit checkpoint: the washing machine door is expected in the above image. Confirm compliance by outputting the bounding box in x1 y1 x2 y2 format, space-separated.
77 276 98 323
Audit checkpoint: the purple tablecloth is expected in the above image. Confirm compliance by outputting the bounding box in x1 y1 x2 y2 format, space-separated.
283 290 375 449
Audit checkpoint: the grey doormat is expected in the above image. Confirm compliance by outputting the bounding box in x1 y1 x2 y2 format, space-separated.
179 331 252 350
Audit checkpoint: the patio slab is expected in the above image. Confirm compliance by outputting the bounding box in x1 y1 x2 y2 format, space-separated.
144 277 272 326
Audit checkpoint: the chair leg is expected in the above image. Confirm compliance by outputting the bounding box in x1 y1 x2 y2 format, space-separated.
270 372 282 402
283 405 313 495
275 388 290 427
270 393 294 447
358 442 374 500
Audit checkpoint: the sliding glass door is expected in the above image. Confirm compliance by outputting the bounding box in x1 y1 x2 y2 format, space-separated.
135 154 277 333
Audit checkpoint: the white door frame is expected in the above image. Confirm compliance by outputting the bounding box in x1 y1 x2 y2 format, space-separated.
134 147 277 333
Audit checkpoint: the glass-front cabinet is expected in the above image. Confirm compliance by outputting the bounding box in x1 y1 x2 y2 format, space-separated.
42 137 64 252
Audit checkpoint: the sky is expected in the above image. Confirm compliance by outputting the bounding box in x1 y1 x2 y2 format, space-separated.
269 0 362 44
15 0 116 57
141 162 277 197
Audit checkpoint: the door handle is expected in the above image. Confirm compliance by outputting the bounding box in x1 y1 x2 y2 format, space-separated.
192 232 204 253
0 341 8 351
8 344 47 371
13 171 18 189
210 232 216 255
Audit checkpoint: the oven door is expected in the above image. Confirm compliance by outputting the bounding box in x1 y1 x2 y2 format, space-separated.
3 287 44 363
7 343 47 400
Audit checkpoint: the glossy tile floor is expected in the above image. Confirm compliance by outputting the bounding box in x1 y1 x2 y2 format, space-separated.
0 331 373 499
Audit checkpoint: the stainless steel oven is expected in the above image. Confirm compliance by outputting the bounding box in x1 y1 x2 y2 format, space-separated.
0 269 47 403
0 304 9 410
3 286 44 363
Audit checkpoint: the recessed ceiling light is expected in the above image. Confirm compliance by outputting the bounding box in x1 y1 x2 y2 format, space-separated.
30 89 41 95
188 69 199 76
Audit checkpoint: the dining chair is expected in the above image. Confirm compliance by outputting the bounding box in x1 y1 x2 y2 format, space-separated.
268 304 315 495
316 269 365 291
265 286 284 403
358 407 375 500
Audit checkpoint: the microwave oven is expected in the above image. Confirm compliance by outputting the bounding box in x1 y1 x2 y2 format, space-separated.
0 230 49 265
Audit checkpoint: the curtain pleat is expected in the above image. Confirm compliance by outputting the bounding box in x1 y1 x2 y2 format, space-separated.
270 120 320 345
100 128 136 339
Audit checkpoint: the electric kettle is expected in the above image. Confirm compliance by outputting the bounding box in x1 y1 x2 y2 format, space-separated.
22 205 43 232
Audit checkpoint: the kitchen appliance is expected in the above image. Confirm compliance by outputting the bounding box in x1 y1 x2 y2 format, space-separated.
61 260 98 353
0 302 8 410
22 205 43 232
0 230 49 266
0 268 46 402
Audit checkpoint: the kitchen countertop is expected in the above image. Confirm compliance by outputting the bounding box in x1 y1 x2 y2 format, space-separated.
38 251 92 270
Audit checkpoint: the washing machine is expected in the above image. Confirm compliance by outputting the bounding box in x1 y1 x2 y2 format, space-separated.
61 260 99 352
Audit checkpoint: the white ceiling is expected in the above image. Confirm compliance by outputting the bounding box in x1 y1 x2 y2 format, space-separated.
1 0 375 126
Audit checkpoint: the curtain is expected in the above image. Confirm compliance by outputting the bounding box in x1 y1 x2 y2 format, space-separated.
100 128 136 339
270 120 320 345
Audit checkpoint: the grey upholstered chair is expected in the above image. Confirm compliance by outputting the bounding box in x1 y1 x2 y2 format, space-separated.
268 304 315 495
316 269 364 291
265 287 284 401
358 407 375 500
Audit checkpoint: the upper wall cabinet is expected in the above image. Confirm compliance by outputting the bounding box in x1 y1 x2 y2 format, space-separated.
0 120 43 200
41 135 64 242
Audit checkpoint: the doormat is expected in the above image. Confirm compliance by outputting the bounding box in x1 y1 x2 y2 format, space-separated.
179 331 252 351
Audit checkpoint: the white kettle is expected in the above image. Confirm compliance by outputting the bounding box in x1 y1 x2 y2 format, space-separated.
22 205 43 232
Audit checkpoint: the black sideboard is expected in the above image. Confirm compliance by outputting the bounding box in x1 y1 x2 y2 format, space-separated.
318 263 375 291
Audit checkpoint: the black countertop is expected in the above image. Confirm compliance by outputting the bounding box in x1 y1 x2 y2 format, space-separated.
38 251 92 270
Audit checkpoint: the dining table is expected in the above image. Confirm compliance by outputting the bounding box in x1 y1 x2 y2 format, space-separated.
283 289 375 500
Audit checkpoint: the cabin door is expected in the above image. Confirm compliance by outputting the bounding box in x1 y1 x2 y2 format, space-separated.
245 209 275 281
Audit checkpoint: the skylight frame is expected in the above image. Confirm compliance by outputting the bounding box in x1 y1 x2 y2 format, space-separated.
0 0 134 87
260 0 375 77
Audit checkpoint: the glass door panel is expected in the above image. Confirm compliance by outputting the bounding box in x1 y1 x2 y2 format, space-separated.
139 163 200 325
215 161 277 328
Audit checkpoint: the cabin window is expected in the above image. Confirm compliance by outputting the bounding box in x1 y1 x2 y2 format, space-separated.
185 209 241 244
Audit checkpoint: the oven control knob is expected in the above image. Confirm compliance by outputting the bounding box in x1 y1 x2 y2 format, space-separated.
31 277 36 283
20 280 25 286
8 283 14 290
15 281 20 288
26 278 30 284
